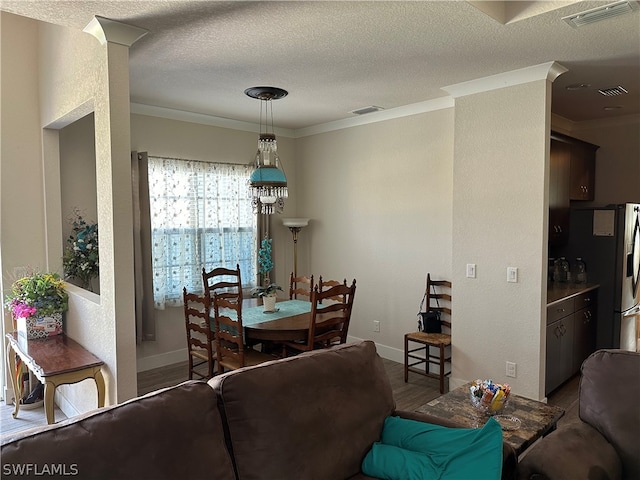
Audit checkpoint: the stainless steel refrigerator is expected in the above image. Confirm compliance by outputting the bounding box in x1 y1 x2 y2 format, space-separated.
564 203 640 350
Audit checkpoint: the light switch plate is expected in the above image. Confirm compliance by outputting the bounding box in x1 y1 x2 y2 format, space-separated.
507 267 518 283
466 264 476 278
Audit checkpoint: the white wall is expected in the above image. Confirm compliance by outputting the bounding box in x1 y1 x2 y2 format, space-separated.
451 80 550 400
0 13 48 402
294 109 455 359
1 13 139 414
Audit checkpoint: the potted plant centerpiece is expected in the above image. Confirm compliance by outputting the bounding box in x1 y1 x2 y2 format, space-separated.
253 236 281 312
252 283 283 313
5 271 68 339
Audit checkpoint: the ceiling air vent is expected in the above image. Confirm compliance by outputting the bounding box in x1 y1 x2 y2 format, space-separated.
562 0 638 28
351 106 384 115
598 86 629 96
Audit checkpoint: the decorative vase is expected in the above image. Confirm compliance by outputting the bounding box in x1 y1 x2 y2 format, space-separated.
16 312 64 339
262 294 277 313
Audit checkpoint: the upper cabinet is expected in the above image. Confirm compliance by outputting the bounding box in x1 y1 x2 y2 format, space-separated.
549 132 599 246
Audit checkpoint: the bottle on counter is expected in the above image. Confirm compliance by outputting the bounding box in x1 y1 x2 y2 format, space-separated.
558 257 570 283
575 258 587 284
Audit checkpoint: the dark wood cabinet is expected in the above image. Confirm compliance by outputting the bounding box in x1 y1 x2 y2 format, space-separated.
569 141 598 201
548 132 599 246
572 291 598 372
549 138 571 246
546 288 598 395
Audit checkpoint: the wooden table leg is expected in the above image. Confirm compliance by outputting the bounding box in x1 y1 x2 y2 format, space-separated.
43 380 56 424
6 343 20 419
94 368 106 408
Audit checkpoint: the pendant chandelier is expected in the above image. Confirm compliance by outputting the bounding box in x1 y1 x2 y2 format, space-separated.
245 86 289 215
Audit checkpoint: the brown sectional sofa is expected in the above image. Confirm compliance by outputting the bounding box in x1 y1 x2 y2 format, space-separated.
2 341 516 479
518 349 640 480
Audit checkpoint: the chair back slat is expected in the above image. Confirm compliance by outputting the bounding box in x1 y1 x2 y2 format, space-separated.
308 279 357 348
289 273 314 300
182 288 214 379
212 291 245 372
203 264 242 301
426 274 452 328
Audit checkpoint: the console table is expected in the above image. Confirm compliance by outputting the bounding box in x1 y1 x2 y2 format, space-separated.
5 332 105 424
416 382 564 456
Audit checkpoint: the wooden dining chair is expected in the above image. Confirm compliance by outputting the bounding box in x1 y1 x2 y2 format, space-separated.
282 279 356 356
202 264 243 303
212 292 276 373
404 274 452 393
289 273 314 300
182 287 215 380
318 276 346 303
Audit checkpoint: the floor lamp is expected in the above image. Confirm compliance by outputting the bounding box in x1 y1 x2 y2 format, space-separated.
282 218 309 278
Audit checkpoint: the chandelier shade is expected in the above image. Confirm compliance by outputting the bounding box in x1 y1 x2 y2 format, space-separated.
246 86 289 215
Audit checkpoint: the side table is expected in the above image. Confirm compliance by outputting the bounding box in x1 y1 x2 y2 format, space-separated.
5 332 106 424
416 382 564 456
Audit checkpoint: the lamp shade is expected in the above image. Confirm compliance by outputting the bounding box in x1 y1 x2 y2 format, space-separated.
282 218 309 228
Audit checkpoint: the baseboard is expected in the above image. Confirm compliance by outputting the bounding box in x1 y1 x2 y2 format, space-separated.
136 348 187 372
347 336 404 364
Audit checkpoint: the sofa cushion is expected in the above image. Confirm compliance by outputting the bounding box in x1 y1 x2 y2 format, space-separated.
579 349 640 479
1 381 236 480
209 340 395 480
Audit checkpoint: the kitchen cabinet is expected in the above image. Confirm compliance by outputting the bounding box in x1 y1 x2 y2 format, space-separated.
549 138 570 246
546 287 599 395
548 132 599 246
572 290 598 372
546 298 575 394
569 141 598 201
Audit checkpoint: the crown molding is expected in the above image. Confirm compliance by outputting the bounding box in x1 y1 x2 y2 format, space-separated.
442 61 567 98
552 112 640 133
83 16 148 47
293 97 454 138
130 103 296 138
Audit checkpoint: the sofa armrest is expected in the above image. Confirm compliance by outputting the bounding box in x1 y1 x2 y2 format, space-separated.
517 421 622 480
394 410 517 480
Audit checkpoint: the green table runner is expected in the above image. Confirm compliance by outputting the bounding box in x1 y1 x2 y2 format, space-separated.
210 299 311 331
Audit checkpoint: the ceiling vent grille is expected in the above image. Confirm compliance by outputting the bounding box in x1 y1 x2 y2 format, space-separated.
351 106 384 115
598 86 629 96
562 0 638 28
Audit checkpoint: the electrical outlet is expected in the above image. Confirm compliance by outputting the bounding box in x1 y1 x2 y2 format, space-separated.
373 320 380 332
466 263 476 278
506 361 517 378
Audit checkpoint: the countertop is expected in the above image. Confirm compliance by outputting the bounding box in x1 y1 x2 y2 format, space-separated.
547 283 600 306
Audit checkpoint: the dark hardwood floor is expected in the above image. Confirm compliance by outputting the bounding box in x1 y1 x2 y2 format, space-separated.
1 357 578 437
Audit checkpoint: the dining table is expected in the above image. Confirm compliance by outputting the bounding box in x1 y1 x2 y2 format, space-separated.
242 299 314 342
210 298 314 343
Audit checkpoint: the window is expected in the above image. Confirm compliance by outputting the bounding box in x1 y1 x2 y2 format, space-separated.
148 156 257 308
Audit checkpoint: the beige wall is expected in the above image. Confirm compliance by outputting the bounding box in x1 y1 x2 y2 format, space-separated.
451 80 550 400
294 111 454 357
1 12 138 415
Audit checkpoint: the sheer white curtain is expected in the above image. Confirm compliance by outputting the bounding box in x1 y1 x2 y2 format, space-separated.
148 156 257 309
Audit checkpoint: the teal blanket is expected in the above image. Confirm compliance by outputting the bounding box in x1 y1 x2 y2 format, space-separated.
362 416 502 480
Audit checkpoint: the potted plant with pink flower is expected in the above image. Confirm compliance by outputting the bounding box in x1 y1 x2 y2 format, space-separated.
4 272 68 338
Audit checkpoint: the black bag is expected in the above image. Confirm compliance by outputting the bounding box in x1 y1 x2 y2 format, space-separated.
417 285 442 333
418 310 441 333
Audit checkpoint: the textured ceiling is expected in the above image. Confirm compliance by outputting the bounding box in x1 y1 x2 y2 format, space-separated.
2 1 639 130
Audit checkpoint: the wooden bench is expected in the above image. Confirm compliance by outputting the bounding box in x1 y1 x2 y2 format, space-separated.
5 332 105 424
